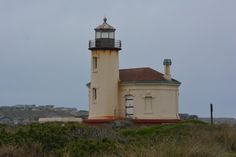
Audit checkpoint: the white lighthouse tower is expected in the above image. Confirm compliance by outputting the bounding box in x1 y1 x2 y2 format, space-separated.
87 18 121 122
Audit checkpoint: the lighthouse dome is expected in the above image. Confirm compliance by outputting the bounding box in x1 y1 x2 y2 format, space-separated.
95 17 116 31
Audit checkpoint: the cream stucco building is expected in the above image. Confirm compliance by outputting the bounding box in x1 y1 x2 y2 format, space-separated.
86 18 181 124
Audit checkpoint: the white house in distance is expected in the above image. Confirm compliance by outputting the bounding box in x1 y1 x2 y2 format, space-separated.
86 18 181 124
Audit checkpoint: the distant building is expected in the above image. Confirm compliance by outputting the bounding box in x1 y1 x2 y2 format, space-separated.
77 110 89 119
179 113 198 120
86 18 181 124
0 116 13 125
39 117 82 123
0 105 82 125
13 118 25 125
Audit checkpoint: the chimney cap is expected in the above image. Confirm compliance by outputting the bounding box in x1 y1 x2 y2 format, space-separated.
163 59 172 66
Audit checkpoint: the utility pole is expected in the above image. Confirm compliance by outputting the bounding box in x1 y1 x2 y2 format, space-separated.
210 104 213 125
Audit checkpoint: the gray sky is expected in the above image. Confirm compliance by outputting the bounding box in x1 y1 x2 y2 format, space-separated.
0 0 236 118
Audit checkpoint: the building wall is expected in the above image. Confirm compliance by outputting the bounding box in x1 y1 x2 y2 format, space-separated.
119 83 180 120
88 50 119 119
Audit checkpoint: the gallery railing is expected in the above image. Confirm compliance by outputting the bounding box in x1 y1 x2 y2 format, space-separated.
89 40 122 50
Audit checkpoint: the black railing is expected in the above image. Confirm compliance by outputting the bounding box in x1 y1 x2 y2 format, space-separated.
89 40 122 50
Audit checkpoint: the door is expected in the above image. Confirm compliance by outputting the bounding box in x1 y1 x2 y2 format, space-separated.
125 95 134 119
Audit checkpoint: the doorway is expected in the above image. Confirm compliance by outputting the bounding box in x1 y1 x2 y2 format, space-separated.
125 95 134 119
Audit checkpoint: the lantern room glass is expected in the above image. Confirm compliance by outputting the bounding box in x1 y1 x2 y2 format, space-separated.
101 32 109 38
96 32 101 39
96 31 115 39
109 32 114 39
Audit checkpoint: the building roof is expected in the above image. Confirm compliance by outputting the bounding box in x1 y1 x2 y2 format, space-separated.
119 67 180 85
95 17 116 31
86 67 181 87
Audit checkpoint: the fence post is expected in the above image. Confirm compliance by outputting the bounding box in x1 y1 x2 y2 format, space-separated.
210 104 213 125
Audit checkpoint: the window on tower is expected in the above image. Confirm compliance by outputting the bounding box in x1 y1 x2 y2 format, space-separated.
96 32 101 39
101 32 109 38
92 57 98 71
92 88 97 100
109 32 114 39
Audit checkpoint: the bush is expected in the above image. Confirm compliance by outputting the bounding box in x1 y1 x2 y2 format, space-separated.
0 143 45 157
0 121 235 157
66 139 115 157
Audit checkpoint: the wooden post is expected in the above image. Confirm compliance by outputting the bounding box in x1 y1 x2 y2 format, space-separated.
210 104 213 125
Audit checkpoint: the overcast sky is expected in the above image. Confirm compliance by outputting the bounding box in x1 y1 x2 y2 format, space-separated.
0 0 236 118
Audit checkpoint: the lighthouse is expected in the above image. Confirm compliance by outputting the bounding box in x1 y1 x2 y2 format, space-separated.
88 18 121 121
86 18 181 124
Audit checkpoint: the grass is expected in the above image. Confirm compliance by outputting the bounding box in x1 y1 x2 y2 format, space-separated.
0 120 236 157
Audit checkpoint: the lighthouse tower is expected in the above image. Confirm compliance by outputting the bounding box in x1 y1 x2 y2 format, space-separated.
88 18 121 121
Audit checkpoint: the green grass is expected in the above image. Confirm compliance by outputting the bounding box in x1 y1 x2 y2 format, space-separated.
121 122 189 137
0 120 235 157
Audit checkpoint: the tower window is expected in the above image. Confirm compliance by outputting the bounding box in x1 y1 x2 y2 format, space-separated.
109 32 114 39
93 57 98 70
92 88 97 100
96 32 101 39
145 96 152 113
101 32 109 38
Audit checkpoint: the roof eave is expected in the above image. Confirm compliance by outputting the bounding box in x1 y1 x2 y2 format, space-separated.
95 28 116 31
119 80 181 86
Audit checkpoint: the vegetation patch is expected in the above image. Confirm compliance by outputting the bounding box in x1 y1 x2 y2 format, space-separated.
0 120 235 157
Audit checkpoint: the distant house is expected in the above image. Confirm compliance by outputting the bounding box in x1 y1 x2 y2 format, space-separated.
77 110 89 119
179 113 198 120
0 116 13 125
13 118 25 125
38 117 82 123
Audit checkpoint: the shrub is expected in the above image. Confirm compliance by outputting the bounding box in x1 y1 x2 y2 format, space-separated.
0 121 235 157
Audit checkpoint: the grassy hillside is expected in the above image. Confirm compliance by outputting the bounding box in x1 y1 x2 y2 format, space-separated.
0 120 236 157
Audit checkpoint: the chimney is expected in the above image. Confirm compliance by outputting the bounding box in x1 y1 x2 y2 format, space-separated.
163 59 172 80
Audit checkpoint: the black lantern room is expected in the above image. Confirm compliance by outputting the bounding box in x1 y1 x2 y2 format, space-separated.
89 18 121 50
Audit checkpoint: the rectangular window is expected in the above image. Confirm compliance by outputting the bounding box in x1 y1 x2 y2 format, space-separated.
145 96 152 113
93 57 98 70
101 32 109 38
92 88 97 100
96 32 101 39
109 32 114 39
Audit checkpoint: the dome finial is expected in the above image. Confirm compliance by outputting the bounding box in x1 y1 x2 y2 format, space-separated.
103 17 107 23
